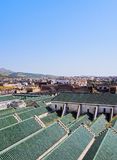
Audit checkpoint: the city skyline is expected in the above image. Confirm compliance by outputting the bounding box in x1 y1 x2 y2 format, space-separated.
0 0 117 76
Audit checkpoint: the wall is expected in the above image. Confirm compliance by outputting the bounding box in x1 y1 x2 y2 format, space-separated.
51 102 117 114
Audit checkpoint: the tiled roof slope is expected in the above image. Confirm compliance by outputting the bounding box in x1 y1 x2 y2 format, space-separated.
90 114 108 136
69 115 91 132
0 115 17 129
60 113 75 126
0 123 66 160
112 119 117 131
52 92 117 105
41 112 59 125
0 95 18 102
93 129 117 160
18 107 48 120
44 126 94 160
83 130 107 160
0 117 42 151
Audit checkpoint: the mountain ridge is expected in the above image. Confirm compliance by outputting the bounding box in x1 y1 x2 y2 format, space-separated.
0 68 13 76
0 68 57 78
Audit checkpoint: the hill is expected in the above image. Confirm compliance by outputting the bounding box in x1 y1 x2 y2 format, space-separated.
10 72 47 78
0 68 57 78
0 68 13 76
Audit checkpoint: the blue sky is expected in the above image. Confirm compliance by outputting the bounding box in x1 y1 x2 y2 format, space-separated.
0 0 117 76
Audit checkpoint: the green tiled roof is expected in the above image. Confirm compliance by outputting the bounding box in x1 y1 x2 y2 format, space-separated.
112 119 117 131
0 95 17 102
93 129 117 160
0 108 15 118
18 107 48 120
69 115 91 132
44 126 94 160
90 114 107 136
0 115 17 130
36 101 47 107
83 131 107 160
111 116 117 126
0 123 66 160
52 92 117 105
41 112 59 125
60 113 76 126
0 117 42 152
0 107 35 119
21 95 52 102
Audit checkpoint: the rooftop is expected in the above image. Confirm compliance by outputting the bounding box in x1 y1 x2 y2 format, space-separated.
52 92 117 105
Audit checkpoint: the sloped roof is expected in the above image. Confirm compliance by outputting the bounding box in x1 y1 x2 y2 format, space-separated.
52 92 117 105
90 114 107 136
112 119 117 131
93 129 117 160
0 123 66 160
83 131 107 160
0 95 16 102
44 126 94 160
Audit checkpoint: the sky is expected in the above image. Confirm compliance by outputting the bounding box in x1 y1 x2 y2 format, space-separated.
0 0 117 76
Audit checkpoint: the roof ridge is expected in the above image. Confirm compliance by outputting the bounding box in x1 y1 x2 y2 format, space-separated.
83 124 96 137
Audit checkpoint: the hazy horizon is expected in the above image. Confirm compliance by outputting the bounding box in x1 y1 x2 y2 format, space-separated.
0 0 117 76
1 67 117 77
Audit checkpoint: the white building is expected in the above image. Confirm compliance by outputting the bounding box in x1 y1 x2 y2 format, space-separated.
50 92 117 120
